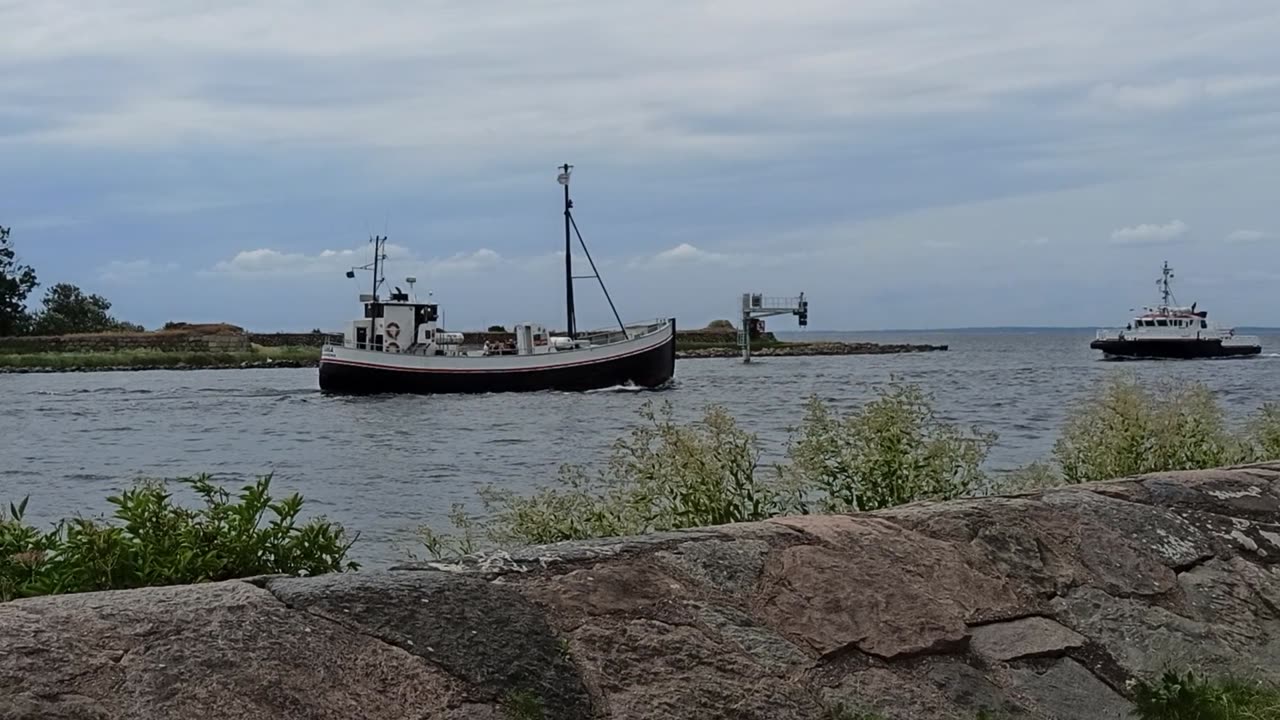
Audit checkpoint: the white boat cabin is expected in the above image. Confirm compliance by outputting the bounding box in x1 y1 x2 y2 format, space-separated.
1128 308 1209 334
341 291 578 357
1096 305 1257 345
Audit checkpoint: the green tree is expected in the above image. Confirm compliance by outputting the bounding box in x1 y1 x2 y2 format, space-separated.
0 227 39 336
29 283 140 335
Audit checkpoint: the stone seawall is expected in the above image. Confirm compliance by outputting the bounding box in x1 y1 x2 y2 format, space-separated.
0 330 249 354
4 463 1280 719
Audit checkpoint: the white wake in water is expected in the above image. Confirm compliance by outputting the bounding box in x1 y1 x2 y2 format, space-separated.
584 378 679 393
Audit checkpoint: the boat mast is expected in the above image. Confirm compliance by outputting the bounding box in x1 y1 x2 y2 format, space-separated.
559 164 577 338
556 164 627 337
371 235 387 301
1157 260 1174 309
346 234 388 301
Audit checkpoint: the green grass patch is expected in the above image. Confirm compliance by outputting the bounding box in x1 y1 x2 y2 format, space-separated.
1132 669 1280 719
0 345 320 370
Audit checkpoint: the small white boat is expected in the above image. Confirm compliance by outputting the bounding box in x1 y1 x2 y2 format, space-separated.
1091 261 1260 360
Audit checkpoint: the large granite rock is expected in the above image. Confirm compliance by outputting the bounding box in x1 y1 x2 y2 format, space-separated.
4 463 1280 719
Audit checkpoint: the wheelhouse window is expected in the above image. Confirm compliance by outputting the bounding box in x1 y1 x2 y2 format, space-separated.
1156 319 1168 326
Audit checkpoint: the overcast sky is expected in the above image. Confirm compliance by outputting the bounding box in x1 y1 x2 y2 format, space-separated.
4 1 1279 331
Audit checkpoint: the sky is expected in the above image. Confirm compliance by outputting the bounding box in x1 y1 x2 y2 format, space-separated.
3 1 1280 332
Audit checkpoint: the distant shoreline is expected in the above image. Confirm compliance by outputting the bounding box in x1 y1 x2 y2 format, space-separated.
0 338 948 374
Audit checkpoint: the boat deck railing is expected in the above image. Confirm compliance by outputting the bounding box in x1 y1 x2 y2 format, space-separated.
324 318 672 353
1095 328 1261 345
576 318 671 345
1223 334 1262 346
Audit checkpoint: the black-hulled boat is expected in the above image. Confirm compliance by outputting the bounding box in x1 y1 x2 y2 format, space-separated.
1090 261 1260 360
318 165 676 394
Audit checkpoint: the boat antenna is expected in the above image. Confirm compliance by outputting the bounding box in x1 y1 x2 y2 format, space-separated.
345 234 388 301
373 235 389 300
557 163 626 337
1157 260 1175 309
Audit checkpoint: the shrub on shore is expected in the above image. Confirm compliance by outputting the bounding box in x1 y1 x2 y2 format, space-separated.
1 474 355 602
1009 374 1280 487
424 401 805 551
785 384 996 512
420 382 995 553
421 374 1280 558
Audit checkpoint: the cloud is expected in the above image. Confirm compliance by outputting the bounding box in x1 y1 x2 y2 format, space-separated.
210 244 408 276
6 2 1280 177
6 3 1280 331
1225 229 1269 243
209 245 505 278
1110 220 1189 245
97 259 179 283
651 243 728 265
1088 75 1280 112
630 242 820 270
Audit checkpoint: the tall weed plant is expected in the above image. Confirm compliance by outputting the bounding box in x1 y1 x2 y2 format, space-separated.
1050 374 1280 485
423 402 804 549
785 384 996 512
420 382 995 555
1 474 356 601
422 374 1280 558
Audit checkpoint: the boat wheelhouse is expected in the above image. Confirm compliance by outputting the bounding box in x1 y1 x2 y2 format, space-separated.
318 165 676 394
1090 261 1260 360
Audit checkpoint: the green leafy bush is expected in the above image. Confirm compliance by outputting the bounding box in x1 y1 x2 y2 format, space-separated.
422 402 802 549
785 383 996 512
1053 375 1249 484
419 385 994 556
1248 403 1280 462
1048 375 1280 485
1 474 356 601
996 461 1065 494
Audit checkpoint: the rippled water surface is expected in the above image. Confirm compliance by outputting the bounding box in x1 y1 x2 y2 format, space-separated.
4 328 1280 566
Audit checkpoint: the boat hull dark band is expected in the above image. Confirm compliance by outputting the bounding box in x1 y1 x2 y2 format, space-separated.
319 326 676 395
1090 339 1261 360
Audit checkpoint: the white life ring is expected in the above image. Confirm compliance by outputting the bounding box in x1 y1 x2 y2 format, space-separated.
385 340 400 352
385 322 400 340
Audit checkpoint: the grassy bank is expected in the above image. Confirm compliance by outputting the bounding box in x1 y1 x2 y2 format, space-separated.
0 344 321 371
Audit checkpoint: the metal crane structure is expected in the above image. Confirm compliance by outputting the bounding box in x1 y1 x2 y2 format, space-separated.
739 292 808 363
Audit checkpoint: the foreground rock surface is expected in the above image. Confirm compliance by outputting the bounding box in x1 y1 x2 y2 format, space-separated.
4 464 1280 719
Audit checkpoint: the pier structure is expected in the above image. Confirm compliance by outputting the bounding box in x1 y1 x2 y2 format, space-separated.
740 292 808 363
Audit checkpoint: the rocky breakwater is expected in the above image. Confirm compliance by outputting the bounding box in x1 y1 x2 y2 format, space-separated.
677 340 948 359
4 464 1280 719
